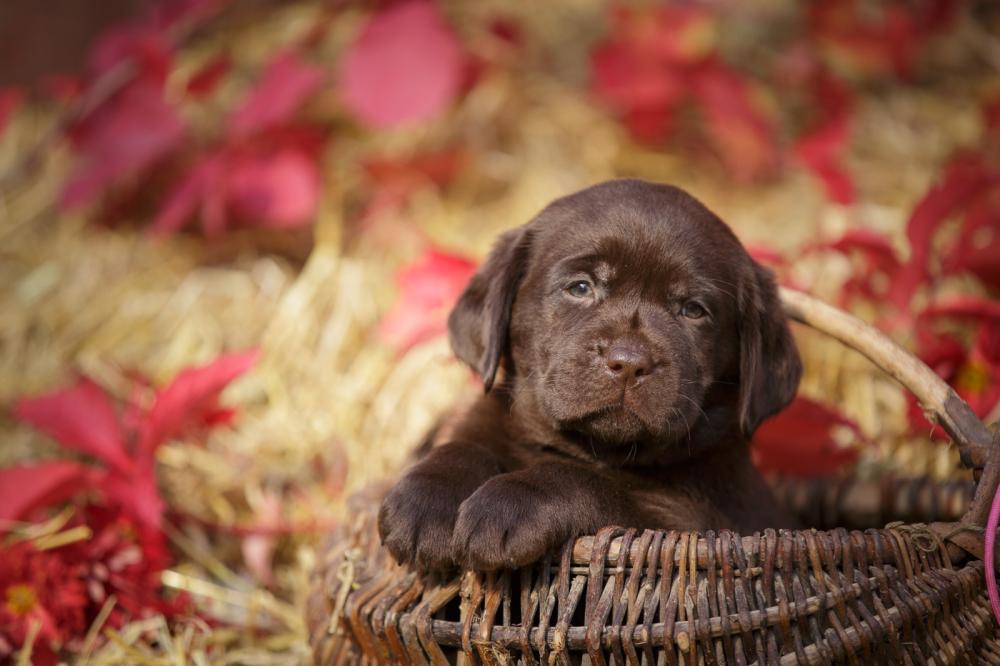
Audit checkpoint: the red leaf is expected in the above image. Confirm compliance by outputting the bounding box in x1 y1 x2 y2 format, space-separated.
0 462 95 524
89 26 172 83
379 249 476 351
228 52 324 138
0 87 24 139
364 148 467 189
590 39 685 120
943 188 1000 290
809 0 921 80
752 397 862 478
339 0 465 128
151 154 226 235
140 349 259 452
746 244 786 267
13 379 132 474
227 148 320 228
100 464 164 529
691 61 780 183
920 297 1000 323
42 74 84 103
890 154 997 308
185 54 231 97
60 81 186 209
955 241 1000 292
152 146 320 235
794 112 855 204
588 6 702 144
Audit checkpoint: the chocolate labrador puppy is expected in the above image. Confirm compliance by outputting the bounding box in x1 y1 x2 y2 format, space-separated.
378 179 801 572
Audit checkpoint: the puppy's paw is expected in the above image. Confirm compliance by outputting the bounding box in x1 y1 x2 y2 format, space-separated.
451 474 577 571
377 474 464 572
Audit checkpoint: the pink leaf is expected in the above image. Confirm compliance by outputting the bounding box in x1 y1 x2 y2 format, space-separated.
60 81 186 209
890 154 997 308
13 379 132 474
88 26 172 83
100 464 164 529
228 52 324 138
140 349 259 452
0 87 24 139
588 5 705 144
151 154 226 235
794 113 855 204
339 0 465 128
379 249 476 351
186 54 231 97
920 297 1000 323
226 149 320 228
0 462 95 525
691 61 780 183
752 397 862 478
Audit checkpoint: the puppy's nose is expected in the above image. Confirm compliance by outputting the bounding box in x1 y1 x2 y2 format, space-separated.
605 342 653 382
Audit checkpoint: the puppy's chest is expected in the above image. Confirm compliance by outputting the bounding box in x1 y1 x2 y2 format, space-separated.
629 485 732 532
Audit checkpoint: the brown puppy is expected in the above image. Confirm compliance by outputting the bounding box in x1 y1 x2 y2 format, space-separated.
378 179 802 572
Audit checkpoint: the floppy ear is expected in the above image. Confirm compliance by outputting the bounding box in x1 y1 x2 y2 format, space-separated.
447 227 532 391
737 261 802 437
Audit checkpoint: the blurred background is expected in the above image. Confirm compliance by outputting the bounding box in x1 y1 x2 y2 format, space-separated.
0 0 998 662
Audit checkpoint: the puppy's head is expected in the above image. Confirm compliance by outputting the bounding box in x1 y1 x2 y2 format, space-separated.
448 179 801 462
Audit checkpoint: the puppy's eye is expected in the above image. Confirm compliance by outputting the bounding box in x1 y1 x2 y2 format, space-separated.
565 280 594 299
681 301 707 319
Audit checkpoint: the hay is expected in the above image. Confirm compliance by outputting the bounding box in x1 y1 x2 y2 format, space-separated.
0 0 995 662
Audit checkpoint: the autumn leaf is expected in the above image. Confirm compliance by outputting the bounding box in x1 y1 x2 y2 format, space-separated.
228 52 325 138
88 25 172 84
339 0 466 128
910 301 1000 433
691 61 779 183
0 87 24 139
140 349 260 454
152 146 320 236
60 81 186 209
811 0 961 80
752 397 863 478
9 351 259 529
379 249 476 352
0 462 94 525
793 101 855 204
13 378 132 474
885 153 999 311
589 5 707 143
590 5 778 181
226 149 320 227
185 53 232 97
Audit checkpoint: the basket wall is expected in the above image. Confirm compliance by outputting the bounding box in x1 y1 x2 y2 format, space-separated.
307 477 999 665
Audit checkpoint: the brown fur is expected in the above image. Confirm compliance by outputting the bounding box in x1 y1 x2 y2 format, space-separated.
378 179 802 572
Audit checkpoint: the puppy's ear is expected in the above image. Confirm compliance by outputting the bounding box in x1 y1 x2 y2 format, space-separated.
448 227 532 391
737 262 802 437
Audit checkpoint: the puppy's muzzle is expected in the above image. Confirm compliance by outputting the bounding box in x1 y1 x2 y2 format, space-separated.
603 340 653 385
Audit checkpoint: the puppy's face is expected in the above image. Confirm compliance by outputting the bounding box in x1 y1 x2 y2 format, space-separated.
449 180 801 463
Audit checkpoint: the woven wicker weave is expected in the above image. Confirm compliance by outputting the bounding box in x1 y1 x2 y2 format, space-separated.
306 290 1000 664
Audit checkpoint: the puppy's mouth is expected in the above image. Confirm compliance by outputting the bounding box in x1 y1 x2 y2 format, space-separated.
564 398 652 443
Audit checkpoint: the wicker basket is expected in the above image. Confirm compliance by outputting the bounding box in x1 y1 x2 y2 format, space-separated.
306 289 1000 664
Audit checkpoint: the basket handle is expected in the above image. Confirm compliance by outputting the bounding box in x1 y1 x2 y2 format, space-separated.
780 288 1000 534
780 288 993 468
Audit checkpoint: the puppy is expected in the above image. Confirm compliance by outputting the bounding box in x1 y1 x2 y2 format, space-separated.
378 179 802 572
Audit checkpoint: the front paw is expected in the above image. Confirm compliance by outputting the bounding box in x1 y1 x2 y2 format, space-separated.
451 474 578 571
378 473 465 571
